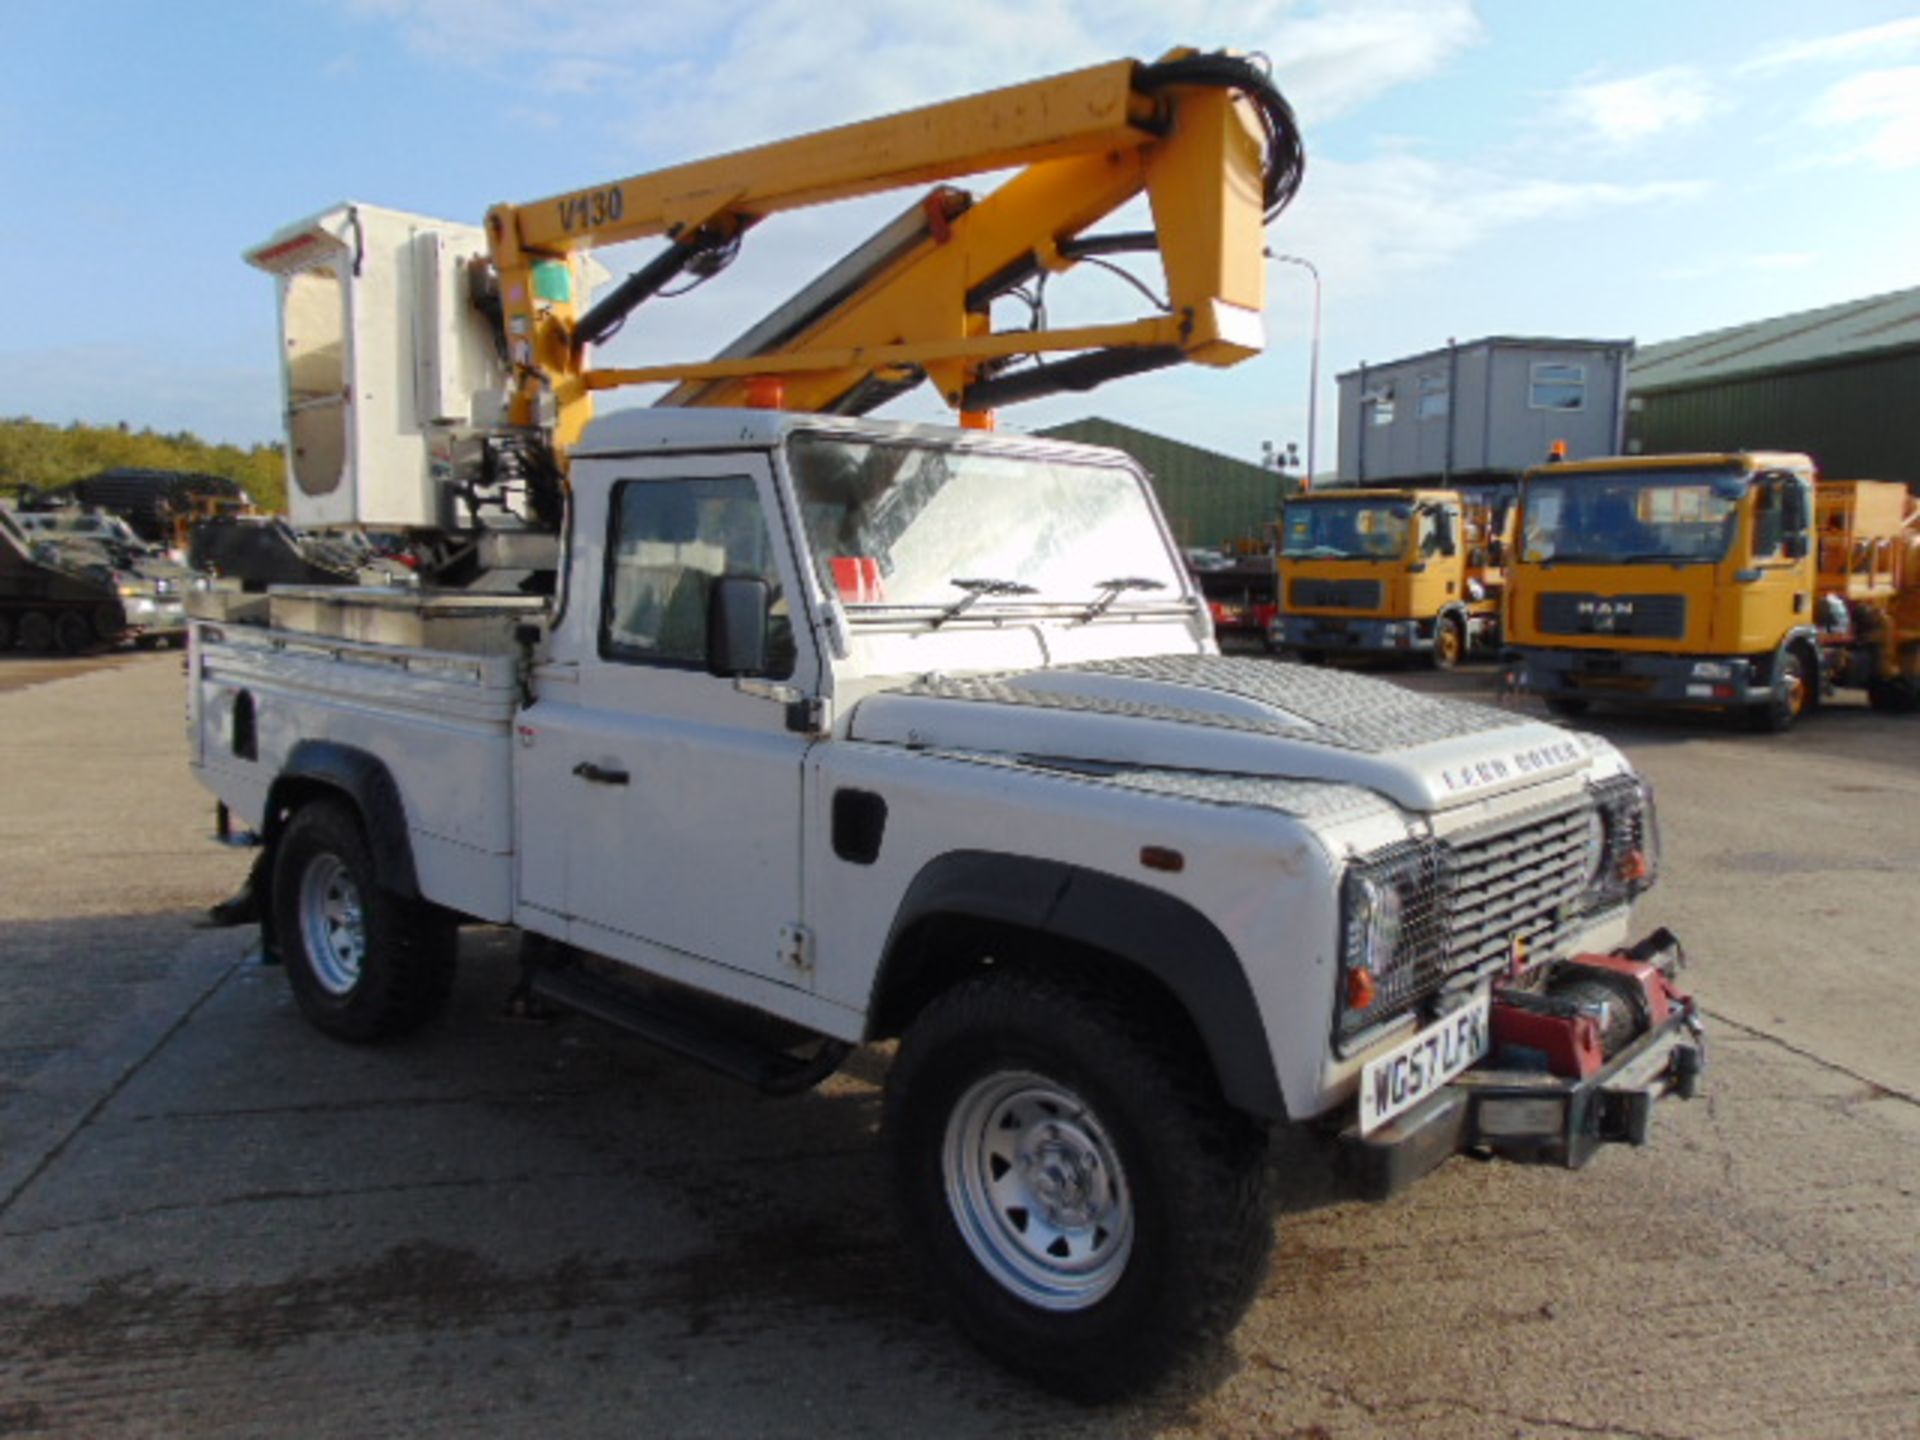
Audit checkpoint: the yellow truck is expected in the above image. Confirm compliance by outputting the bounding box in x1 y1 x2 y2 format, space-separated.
1268 488 1507 667
1506 452 1920 730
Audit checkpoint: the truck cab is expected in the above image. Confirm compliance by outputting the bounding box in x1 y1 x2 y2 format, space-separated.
1269 488 1505 667
1506 453 1821 728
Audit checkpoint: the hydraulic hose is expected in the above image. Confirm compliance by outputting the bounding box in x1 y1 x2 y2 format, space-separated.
1134 53 1306 220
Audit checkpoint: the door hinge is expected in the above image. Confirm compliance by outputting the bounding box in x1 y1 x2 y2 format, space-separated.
777 924 815 974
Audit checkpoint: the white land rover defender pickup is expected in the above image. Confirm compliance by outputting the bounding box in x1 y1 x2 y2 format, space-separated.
188 408 1702 1399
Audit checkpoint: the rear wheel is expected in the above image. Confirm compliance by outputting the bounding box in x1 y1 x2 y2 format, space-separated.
53 611 92 655
885 969 1270 1401
270 799 456 1042
1430 614 1465 670
16 610 53 652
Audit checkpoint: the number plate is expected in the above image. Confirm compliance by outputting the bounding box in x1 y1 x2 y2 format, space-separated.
1358 994 1491 1136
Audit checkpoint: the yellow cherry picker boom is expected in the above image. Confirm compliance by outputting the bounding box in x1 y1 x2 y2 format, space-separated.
243 50 1300 581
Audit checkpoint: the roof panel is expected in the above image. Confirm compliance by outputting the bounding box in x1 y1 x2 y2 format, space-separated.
1631 284 1920 391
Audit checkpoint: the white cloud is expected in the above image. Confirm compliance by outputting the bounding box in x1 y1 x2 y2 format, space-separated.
1740 17 1920 72
533 57 629 96
1261 1 1484 122
1656 251 1819 282
1552 67 1717 146
1271 153 1705 298
348 0 1484 152
1808 66 1920 169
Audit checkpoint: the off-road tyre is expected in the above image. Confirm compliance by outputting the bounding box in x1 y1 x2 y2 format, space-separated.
53 611 92 655
16 610 53 653
1544 695 1590 719
270 799 456 1043
884 968 1271 1402
1430 614 1465 671
1747 647 1811 733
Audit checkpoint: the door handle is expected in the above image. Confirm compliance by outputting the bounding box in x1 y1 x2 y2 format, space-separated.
572 761 630 786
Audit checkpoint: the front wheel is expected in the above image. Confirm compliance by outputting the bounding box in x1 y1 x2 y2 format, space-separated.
885 970 1271 1401
1747 648 1811 733
1430 615 1465 670
270 799 456 1042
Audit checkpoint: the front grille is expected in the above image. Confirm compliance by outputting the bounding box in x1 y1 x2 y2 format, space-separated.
1289 577 1382 610
1339 793 1604 1042
1536 592 1686 639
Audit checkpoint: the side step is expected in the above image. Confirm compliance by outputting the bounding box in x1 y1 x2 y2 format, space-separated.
527 964 850 1097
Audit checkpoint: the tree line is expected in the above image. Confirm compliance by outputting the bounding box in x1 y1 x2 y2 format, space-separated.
0 417 287 513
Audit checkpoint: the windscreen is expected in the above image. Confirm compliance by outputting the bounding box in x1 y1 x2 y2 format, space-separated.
1280 499 1412 560
786 435 1182 610
1520 468 1744 564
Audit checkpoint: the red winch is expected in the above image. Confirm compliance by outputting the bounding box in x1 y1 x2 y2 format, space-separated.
1490 939 1691 1080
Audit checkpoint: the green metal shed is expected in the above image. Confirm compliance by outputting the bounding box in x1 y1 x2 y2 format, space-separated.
1035 417 1294 551
1628 286 1920 487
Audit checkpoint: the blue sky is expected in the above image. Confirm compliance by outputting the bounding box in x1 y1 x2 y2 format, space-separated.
2 1 1916 476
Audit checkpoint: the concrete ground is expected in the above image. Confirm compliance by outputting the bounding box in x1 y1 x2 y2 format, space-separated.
1 651 1915 1439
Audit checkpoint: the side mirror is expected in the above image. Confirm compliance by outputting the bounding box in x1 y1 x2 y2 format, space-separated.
1783 534 1809 560
707 573 771 677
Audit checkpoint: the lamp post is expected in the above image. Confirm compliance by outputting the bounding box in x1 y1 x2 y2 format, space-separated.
1266 251 1321 485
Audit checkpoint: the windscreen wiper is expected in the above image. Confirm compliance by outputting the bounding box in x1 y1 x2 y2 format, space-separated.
1080 575 1167 622
932 576 1039 628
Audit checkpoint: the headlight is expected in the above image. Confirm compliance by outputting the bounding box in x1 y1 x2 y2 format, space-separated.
117 583 143 598
1691 661 1734 680
1585 775 1659 907
1339 853 1429 1040
1354 874 1403 973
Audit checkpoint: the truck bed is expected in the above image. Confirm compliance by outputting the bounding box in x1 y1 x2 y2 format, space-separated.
189 610 530 922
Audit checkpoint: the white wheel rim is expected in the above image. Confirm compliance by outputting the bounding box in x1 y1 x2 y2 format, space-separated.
942 1071 1135 1312
298 853 366 996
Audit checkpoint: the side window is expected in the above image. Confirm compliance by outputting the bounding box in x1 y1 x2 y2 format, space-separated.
1750 475 1796 560
1419 505 1457 557
601 476 795 677
1529 362 1586 411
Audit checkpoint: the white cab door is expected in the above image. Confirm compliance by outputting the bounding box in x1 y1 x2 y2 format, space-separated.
515 449 818 990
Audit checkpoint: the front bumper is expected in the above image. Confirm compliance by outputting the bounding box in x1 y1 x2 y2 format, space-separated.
1513 647 1763 706
1333 935 1705 1202
1272 614 1428 655
124 599 188 636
